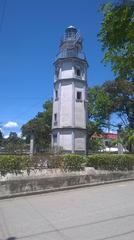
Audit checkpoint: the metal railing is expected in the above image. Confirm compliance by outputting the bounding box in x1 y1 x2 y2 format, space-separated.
55 51 86 61
61 31 82 43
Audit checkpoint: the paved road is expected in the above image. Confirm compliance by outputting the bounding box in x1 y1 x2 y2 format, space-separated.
0 181 134 240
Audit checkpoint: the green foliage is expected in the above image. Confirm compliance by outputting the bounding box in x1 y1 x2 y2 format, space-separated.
48 154 85 171
120 128 134 152
88 138 104 153
0 154 85 175
22 100 52 151
98 0 134 80
63 154 85 171
4 132 25 154
102 79 134 129
98 0 134 143
0 153 134 175
0 131 3 148
86 154 134 171
87 87 113 142
20 87 133 155
87 121 102 141
128 134 134 145
47 154 65 169
0 155 30 176
88 87 113 121
0 130 3 142
31 153 65 170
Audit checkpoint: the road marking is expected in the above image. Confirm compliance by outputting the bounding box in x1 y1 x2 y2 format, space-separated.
118 184 126 187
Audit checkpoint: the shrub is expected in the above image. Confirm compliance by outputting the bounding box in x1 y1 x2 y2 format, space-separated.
44 154 86 171
63 154 85 171
1 153 134 176
47 154 85 171
86 154 134 171
47 154 65 169
0 155 30 176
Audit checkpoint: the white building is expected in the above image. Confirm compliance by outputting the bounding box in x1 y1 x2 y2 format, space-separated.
51 26 88 153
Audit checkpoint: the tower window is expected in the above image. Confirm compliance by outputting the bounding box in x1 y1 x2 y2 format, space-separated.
55 90 58 100
74 66 81 77
53 134 57 144
54 113 57 122
54 113 57 126
76 69 81 76
77 91 82 100
55 68 60 79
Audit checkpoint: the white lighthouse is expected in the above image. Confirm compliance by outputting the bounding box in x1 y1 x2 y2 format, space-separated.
52 26 88 153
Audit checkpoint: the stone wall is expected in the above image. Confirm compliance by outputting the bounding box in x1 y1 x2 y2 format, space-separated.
0 169 134 199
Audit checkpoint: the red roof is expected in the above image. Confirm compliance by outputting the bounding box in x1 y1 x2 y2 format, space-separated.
103 133 117 140
91 133 117 140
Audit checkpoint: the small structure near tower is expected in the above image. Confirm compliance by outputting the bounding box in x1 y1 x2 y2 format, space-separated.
51 26 88 153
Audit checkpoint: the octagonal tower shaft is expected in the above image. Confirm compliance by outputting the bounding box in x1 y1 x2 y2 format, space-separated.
52 26 88 153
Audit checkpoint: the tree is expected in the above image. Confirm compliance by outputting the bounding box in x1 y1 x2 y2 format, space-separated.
21 100 52 152
8 132 18 140
98 0 134 152
102 78 134 129
88 138 104 153
120 128 134 152
87 86 113 138
0 130 3 145
98 0 134 81
127 130 134 152
4 132 24 154
87 86 114 152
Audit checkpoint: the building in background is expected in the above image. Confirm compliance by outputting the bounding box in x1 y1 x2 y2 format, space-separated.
91 132 117 144
51 26 88 153
91 132 119 152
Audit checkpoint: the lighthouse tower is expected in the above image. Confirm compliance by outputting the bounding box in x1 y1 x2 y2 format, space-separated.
52 26 88 153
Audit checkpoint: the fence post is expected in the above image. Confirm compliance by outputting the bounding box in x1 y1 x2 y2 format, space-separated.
117 124 123 154
30 134 34 157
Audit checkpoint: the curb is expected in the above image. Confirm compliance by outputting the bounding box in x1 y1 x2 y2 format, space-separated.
0 177 134 200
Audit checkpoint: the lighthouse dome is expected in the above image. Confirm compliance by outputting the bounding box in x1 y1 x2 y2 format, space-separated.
66 25 77 30
65 25 77 36
64 26 77 41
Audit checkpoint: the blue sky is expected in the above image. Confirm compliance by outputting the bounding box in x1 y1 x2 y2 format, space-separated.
0 0 115 137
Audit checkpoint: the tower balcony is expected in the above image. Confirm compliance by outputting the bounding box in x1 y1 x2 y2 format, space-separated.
55 51 86 61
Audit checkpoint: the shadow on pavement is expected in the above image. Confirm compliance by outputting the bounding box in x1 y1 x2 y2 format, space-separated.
6 238 16 240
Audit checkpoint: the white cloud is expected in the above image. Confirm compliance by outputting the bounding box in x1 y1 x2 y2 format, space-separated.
17 132 22 137
109 130 117 134
4 132 21 139
4 121 18 128
4 134 9 139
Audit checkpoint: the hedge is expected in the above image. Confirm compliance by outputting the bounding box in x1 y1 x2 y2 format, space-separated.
0 154 134 176
86 154 134 171
48 154 85 171
0 154 85 175
0 155 30 176
63 154 85 171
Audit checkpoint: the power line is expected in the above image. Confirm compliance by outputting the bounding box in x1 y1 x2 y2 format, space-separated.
0 0 7 33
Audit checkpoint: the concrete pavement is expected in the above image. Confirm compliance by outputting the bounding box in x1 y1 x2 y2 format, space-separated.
0 181 134 240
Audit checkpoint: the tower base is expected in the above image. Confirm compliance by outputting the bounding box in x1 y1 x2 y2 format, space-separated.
51 128 86 154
